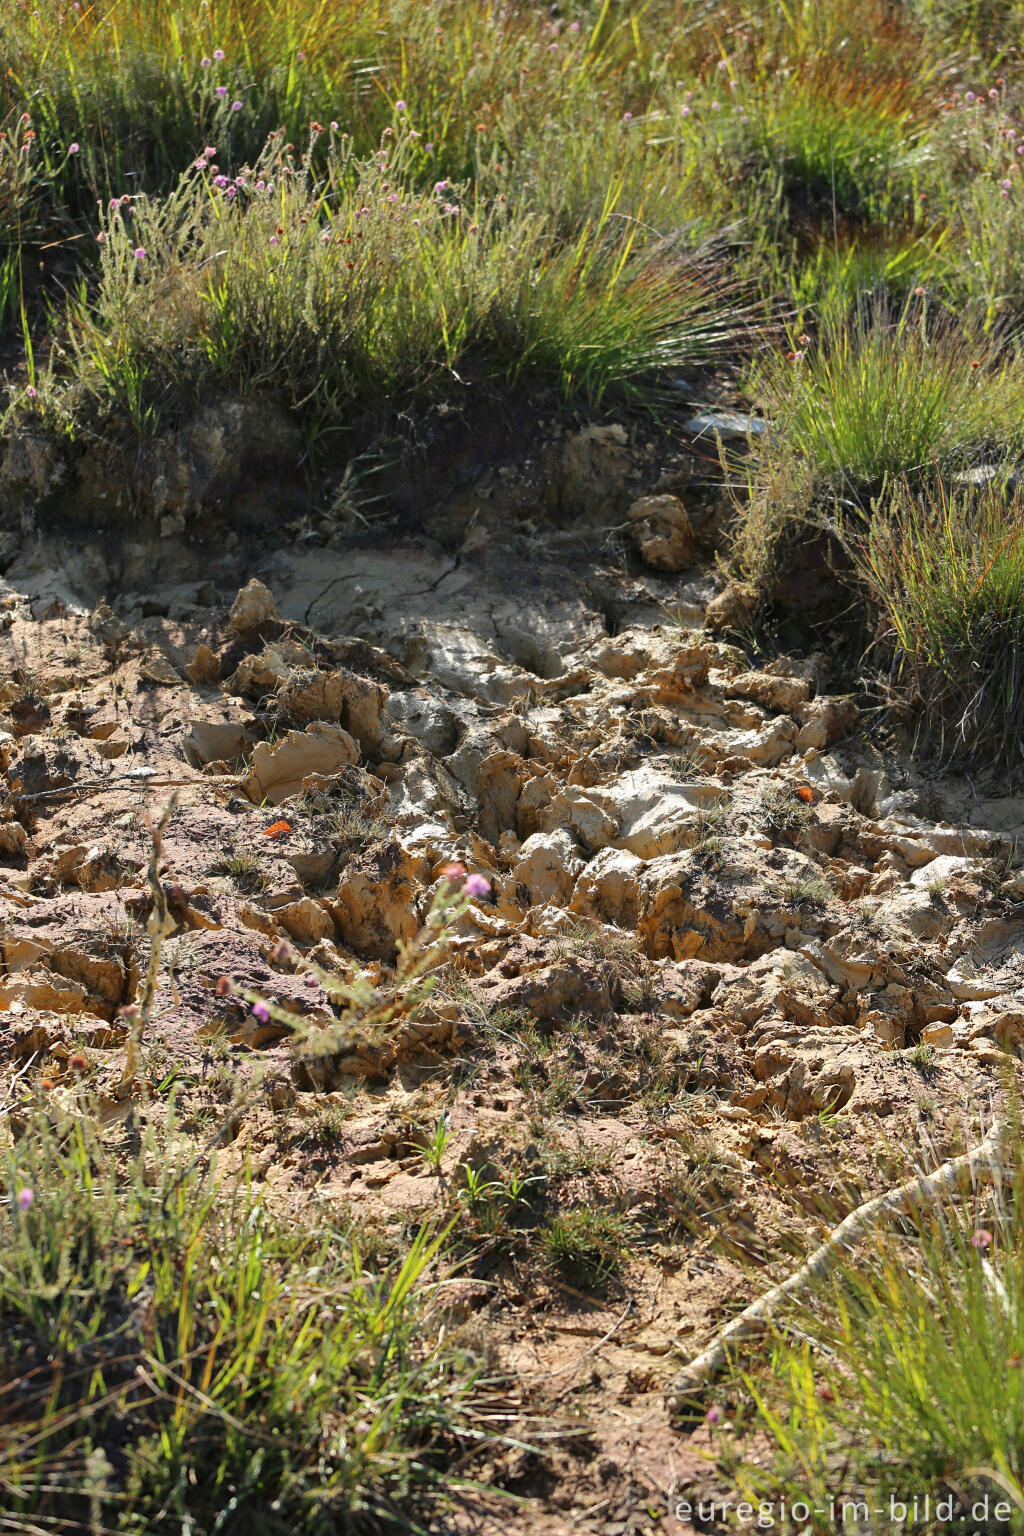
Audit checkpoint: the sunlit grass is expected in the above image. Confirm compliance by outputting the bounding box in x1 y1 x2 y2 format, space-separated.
850 477 1024 770
739 1114 1024 1527
0 1106 487 1532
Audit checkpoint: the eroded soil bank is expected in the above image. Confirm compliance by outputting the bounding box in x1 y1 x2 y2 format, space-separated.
1 414 1021 1533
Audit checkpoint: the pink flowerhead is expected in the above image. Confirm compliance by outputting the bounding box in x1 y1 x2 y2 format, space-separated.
464 873 491 898
201 56 211 67
330 120 339 131
251 1000 270 1024
434 178 449 193
213 47 225 60
623 111 633 122
965 90 976 103
269 235 279 244
204 145 217 158
68 142 80 155
134 247 146 260
216 85 228 98
231 100 242 112
706 1405 721 1424
16 1187 33 1213
972 1228 993 1250
395 99 406 113
441 861 466 879
25 386 37 399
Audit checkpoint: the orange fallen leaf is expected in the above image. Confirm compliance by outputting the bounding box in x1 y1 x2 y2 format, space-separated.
264 820 291 837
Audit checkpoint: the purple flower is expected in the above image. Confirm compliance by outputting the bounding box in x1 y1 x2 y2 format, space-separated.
201 56 211 68
231 100 242 112
134 247 146 260
204 145 217 158
25 386 37 399
464 873 491 898
269 235 279 245
424 142 434 153
214 174 228 187
623 111 633 122
194 158 207 170
330 120 339 131
109 197 119 210
226 185 236 197
434 178 449 193
251 1000 270 1023
972 1228 993 1250
965 90 976 103
213 47 225 60
68 142 80 155
216 85 228 99
706 1405 721 1425
16 1187 33 1212
256 178 265 190
395 99 406 113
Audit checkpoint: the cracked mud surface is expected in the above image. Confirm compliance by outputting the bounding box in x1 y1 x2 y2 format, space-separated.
2 436 1023 1533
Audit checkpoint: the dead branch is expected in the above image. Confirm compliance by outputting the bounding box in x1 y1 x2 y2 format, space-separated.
668 1121 1005 1410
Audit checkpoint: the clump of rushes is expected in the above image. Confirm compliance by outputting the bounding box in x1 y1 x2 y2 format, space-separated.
0 1108 489 1530
54 127 747 436
849 476 1024 772
737 1115 1024 1526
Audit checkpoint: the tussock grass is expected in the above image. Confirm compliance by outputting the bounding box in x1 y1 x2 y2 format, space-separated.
758 298 1024 493
41 127 749 436
850 478 1024 771
0 1107 486 1532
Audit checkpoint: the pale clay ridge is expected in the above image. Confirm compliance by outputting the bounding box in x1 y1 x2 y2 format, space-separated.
0 537 1022 1485
0 553 1021 1099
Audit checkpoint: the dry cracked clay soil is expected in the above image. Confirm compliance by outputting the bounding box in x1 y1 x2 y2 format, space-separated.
1 423 1023 1534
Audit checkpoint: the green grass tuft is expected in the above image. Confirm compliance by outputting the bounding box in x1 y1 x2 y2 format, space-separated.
0 1108 487 1532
